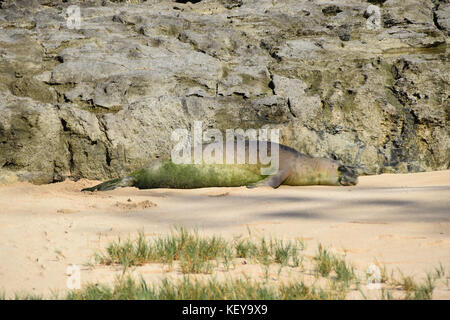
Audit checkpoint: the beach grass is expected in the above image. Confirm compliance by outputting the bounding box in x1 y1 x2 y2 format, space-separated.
2 229 446 300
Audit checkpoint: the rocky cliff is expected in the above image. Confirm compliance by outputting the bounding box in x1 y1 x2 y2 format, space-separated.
0 0 448 184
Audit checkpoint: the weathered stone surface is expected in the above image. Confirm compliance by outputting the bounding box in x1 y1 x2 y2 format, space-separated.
0 92 63 183
0 0 448 183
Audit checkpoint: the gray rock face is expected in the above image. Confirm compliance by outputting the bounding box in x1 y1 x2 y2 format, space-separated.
0 0 448 183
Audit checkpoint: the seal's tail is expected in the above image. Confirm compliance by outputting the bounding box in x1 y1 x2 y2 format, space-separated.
81 176 133 192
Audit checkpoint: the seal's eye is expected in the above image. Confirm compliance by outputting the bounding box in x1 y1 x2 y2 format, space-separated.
338 165 356 175
338 165 346 173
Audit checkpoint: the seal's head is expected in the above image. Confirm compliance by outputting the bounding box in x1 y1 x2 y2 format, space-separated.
338 165 358 186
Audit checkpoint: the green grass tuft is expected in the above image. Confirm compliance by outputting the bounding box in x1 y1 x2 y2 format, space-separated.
95 229 305 274
95 228 230 274
66 275 340 300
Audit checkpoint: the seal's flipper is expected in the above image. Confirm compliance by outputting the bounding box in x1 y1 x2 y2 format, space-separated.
81 176 134 192
247 170 290 189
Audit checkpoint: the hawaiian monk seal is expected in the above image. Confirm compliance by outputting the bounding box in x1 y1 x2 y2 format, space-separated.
81 141 358 192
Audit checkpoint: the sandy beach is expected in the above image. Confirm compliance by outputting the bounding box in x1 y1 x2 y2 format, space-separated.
0 170 449 299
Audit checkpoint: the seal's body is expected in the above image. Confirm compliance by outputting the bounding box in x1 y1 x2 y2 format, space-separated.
82 141 358 192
